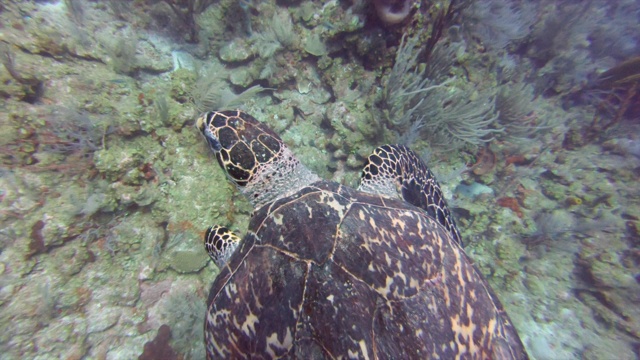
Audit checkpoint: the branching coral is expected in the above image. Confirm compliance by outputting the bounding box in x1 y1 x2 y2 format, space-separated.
162 0 216 43
524 0 640 97
383 35 501 151
568 56 640 141
1 107 104 171
0 43 44 103
192 76 269 113
253 10 296 58
383 35 451 128
464 0 536 50
43 108 104 156
496 82 551 139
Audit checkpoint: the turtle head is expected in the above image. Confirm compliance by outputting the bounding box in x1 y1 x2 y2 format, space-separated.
196 110 285 187
196 110 318 208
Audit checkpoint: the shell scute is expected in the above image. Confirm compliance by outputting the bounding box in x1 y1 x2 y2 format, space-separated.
225 163 250 183
229 141 255 170
211 112 228 128
205 240 307 358
218 127 238 149
251 141 274 163
258 133 281 154
374 291 456 358
295 260 377 357
333 202 443 301
252 186 349 264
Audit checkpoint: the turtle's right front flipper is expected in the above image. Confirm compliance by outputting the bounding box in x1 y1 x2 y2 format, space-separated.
205 225 241 269
358 144 463 246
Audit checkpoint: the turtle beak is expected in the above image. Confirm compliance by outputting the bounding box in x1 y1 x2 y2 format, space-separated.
196 114 223 152
203 125 222 152
195 114 207 132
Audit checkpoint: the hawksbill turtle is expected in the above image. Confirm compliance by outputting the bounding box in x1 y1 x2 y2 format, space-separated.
195 110 528 359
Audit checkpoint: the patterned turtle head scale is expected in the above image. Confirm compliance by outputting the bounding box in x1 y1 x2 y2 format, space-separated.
196 110 283 187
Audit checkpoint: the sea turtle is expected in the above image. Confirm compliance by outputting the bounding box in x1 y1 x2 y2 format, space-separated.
196 110 528 359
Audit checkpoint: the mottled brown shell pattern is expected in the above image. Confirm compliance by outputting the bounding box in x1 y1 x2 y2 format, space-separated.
205 181 528 359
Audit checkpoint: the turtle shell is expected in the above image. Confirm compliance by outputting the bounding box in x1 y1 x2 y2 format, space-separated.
205 181 527 359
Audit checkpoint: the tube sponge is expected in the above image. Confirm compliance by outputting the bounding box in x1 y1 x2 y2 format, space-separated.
373 0 413 25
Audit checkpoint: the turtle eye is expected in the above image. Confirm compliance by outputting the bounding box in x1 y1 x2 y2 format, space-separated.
203 126 222 152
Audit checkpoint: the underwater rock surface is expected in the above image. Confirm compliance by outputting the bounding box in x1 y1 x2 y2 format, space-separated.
0 0 638 359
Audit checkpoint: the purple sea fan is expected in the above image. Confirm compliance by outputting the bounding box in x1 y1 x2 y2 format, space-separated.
39 107 103 157
464 0 537 50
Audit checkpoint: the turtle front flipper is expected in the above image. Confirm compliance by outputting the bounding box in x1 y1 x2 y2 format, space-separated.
358 144 463 246
204 225 241 269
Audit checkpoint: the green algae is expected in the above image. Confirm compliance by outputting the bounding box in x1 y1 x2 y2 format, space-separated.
167 249 210 274
169 68 197 103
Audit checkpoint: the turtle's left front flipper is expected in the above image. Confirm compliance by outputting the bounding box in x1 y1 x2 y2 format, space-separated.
204 225 241 269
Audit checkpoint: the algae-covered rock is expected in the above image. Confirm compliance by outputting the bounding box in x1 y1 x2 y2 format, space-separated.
575 239 640 339
281 119 332 180
168 249 210 274
297 2 317 24
523 274 546 297
219 40 253 62
21 183 96 256
326 101 367 146
51 243 94 277
163 129 251 235
51 280 91 319
303 33 328 57
229 67 254 87
86 302 121 334
170 68 197 103
94 146 144 182
156 280 207 357
95 135 163 185
101 211 165 262
265 102 295 134
135 38 173 73
111 182 161 207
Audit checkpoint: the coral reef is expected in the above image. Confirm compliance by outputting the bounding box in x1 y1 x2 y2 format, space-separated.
463 0 536 51
0 0 638 358
380 31 524 152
